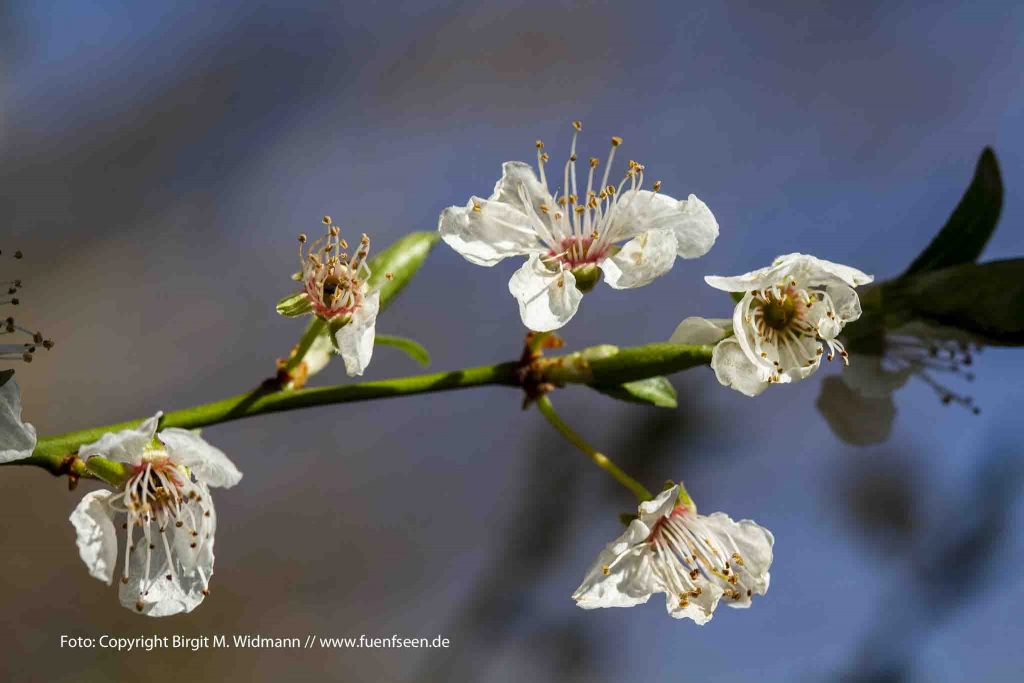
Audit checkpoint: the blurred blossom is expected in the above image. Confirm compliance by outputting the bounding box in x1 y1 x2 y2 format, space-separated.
0 373 35 462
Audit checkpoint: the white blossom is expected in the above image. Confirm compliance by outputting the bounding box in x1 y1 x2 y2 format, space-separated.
439 122 719 331
573 484 773 623
696 253 873 396
294 217 381 377
70 413 242 616
0 373 36 463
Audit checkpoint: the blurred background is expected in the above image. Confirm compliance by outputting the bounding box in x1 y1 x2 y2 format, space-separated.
2 1 1023 681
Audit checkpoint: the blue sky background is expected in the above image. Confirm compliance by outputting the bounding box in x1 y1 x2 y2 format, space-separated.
2 2 1023 681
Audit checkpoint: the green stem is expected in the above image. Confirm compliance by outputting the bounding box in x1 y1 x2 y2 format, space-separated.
281 317 328 373
534 395 653 502
12 341 713 479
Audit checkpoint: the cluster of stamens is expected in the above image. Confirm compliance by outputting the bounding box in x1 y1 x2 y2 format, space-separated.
745 280 847 382
112 457 213 612
2 249 54 363
298 217 373 320
521 121 663 271
885 333 981 414
602 506 758 609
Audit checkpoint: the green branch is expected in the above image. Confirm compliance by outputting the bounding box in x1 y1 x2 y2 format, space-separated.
11 342 712 479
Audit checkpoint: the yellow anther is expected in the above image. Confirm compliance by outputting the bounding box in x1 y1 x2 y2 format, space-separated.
589 157 599 168
652 180 662 192
298 234 307 243
611 136 623 146
472 201 482 213
540 152 549 162
322 216 332 225
535 139 544 149
572 120 582 131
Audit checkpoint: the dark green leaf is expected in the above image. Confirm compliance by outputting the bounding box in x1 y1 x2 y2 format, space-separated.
368 232 441 311
275 292 312 317
887 259 1024 345
375 334 431 366
903 148 1003 277
591 376 678 408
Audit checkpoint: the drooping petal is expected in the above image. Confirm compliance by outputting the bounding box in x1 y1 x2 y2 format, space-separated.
609 191 718 258
827 283 863 324
669 317 731 345
665 580 724 624
438 198 544 267
70 490 118 585
0 377 37 463
334 289 381 377
172 481 216 576
573 519 658 610
79 413 162 465
158 430 242 489
816 375 897 446
601 228 678 290
700 512 774 607
711 337 769 397
508 255 582 331
119 521 209 617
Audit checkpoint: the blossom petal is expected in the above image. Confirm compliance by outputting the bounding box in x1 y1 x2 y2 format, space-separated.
120 525 209 617
601 228 678 290
669 317 731 345
335 289 380 377
491 161 551 216
827 283 862 324
816 374 897 446
508 255 582 331
637 485 679 528
172 482 217 575
711 337 769 397
706 253 873 292
438 198 543 267
70 490 118 585
840 354 912 398
610 191 718 258
701 512 774 607
158 430 242 489
573 520 657 610
79 413 162 465
0 377 37 463
665 581 724 624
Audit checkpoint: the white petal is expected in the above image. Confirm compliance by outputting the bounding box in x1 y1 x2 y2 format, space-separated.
637 485 679 528
300 331 335 378
601 228 678 290
610 191 719 258
0 377 37 463
573 520 657 610
665 580 724 624
508 255 582 332
706 253 873 292
701 512 774 605
335 289 380 377
491 161 551 216
79 413 162 465
120 525 209 618
158 430 242 489
816 375 897 446
840 354 912 398
669 317 731 345
438 197 543 267
827 283 862 324
711 337 769 397
173 482 217 575
70 490 118 585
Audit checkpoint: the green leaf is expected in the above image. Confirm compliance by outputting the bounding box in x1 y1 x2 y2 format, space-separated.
886 258 1024 345
276 292 312 317
367 231 441 312
903 148 1003 277
591 376 678 408
375 334 431 366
